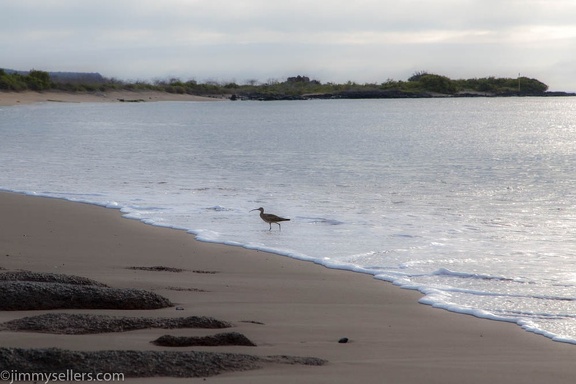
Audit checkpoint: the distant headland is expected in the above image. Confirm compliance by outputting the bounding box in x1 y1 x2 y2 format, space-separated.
1 68 575 101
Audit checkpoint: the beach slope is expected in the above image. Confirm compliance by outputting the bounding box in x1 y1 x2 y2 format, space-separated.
1 192 576 383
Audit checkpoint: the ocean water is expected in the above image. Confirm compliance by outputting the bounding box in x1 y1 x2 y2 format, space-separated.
1 97 576 343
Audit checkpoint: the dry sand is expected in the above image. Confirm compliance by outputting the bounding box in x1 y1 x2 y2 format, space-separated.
0 90 225 106
1 191 576 383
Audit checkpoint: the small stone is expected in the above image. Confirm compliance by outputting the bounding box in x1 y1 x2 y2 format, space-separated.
176 306 184 310
338 337 349 344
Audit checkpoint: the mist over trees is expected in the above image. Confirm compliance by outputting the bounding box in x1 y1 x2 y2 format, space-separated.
0 68 558 98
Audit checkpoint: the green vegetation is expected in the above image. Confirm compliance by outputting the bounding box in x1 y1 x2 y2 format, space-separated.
0 69 52 91
0 69 558 99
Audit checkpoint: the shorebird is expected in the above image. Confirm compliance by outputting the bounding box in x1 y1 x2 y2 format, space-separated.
250 207 290 231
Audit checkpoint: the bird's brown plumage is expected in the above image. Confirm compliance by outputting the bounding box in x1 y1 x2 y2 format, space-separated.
250 207 290 230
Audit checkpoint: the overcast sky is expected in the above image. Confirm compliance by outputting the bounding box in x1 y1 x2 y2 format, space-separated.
2 0 576 91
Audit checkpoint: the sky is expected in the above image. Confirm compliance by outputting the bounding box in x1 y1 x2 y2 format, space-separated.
2 0 576 91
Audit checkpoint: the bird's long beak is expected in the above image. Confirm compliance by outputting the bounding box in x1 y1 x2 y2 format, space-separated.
250 208 258 212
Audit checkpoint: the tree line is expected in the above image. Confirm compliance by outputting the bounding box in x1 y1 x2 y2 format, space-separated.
0 68 554 97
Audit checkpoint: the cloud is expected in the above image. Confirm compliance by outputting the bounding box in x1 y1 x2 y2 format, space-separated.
2 0 576 90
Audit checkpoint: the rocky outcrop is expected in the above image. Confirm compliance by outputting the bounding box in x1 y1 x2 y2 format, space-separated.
152 332 256 347
0 348 327 378
2 313 231 334
0 272 171 310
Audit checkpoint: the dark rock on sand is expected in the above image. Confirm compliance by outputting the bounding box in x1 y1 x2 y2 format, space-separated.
0 347 260 378
165 286 208 292
152 332 256 347
127 266 186 272
0 271 108 286
0 347 327 378
2 313 231 334
240 320 265 325
0 281 172 310
262 355 327 366
0 271 172 310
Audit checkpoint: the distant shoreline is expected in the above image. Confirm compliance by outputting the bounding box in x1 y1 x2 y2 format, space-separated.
0 90 226 106
3 70 575 104
2 89 575 106
237 89 576 101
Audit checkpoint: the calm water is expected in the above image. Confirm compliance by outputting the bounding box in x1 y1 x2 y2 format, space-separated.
1 97 576 343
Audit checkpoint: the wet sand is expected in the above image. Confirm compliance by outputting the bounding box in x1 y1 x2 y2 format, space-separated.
1 191 576 383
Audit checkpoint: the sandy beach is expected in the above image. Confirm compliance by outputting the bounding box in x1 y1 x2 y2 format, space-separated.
0 90 224 106
1 192 576 383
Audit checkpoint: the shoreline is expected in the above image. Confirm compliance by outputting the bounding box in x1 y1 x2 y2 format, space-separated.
2 191 576 383
0 90 226 106
3 89 575 107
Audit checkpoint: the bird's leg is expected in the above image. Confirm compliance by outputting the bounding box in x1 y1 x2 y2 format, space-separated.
269 223 272 231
